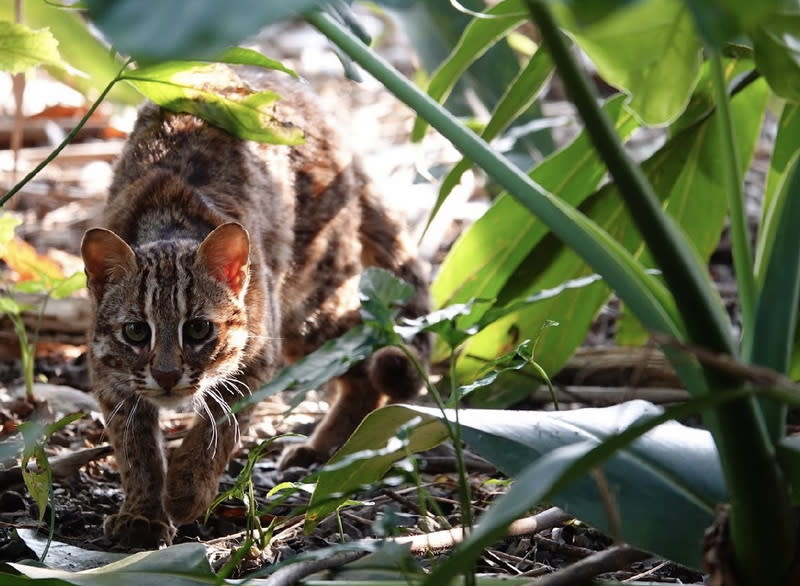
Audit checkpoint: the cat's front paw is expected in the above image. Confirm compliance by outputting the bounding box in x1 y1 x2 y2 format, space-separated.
104 512 175 549
164 466 220 524
277 443 323 470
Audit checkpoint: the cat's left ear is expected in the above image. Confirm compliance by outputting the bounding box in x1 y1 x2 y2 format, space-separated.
197 222 250 297
81 228 137 299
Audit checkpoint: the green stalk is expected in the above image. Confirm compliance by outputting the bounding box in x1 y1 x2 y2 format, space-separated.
523 2 794 584
709 52 755 342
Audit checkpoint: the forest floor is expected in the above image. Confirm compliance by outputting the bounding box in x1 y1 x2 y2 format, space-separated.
0 12 759 586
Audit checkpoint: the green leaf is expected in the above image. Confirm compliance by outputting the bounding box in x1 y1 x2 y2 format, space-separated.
758 103 800 275
0 214 21 257
310 401 724 569
778 434 800 505
9 542 218 584
21 446 51 523
432 95 638 309
214 47 297 77
358 268 414 329
557 0 703 125
0 21 69 74
85 0 326 62
430 47 554 229
454 71 767 390
753 24 800 101
121 62 304 145
411 0 528 141
49 272 87 300
234 325 380 412
683 0 779 45
747 157 800 441
0 296 27 315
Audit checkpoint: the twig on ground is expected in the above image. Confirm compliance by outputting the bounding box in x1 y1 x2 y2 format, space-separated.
263 550 367 586
390 506 573 555
526 544 652 586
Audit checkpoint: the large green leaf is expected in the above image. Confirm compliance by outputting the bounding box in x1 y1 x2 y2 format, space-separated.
753 21 800 102
556 0 703 125
0 21 69 74
85 0 326 62
432 95 638 309
309 401 724 569
757 103 800 276
9 543 220 585
454 72 768 389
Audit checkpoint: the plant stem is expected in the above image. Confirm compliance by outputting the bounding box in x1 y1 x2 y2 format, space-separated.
1 61 129 207
709 52 755 341
523 2 795 584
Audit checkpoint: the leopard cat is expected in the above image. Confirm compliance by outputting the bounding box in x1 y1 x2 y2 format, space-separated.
80 66 430 549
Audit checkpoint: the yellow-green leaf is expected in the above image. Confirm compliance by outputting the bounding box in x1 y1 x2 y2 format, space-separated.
0 21 68 73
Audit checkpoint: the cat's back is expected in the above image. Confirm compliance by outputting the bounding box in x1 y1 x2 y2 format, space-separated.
101 66 355 264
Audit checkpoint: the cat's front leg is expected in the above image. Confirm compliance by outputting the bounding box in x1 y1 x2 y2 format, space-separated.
164 390 248 524
102 397 175 548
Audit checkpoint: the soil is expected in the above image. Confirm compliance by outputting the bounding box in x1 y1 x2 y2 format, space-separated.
0 10 754 586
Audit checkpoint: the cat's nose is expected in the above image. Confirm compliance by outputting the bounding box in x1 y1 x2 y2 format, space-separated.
152 367 182 390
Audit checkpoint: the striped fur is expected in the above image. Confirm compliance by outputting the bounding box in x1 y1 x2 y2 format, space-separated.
81 67 430 549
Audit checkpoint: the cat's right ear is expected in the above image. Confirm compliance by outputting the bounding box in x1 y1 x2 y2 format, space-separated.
81 228 137 299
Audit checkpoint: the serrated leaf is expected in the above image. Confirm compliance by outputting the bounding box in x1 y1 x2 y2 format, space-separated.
0 1 140 104
0 21 69 73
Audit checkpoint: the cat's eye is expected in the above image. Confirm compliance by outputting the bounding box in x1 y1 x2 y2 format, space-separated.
183 318 212 343
122 321 151 345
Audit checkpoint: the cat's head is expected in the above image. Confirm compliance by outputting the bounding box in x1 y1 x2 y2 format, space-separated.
80 222 251 409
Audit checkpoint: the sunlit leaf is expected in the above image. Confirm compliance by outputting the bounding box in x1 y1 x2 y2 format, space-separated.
121 62 304 144
557 0 703 125
0 214 21 257
2 238 64 284
0 21 69 73
311 401 723 569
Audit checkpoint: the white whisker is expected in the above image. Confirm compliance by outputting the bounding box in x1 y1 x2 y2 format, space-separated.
204 387 240 446
123 395 141 463
194 393 219 457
